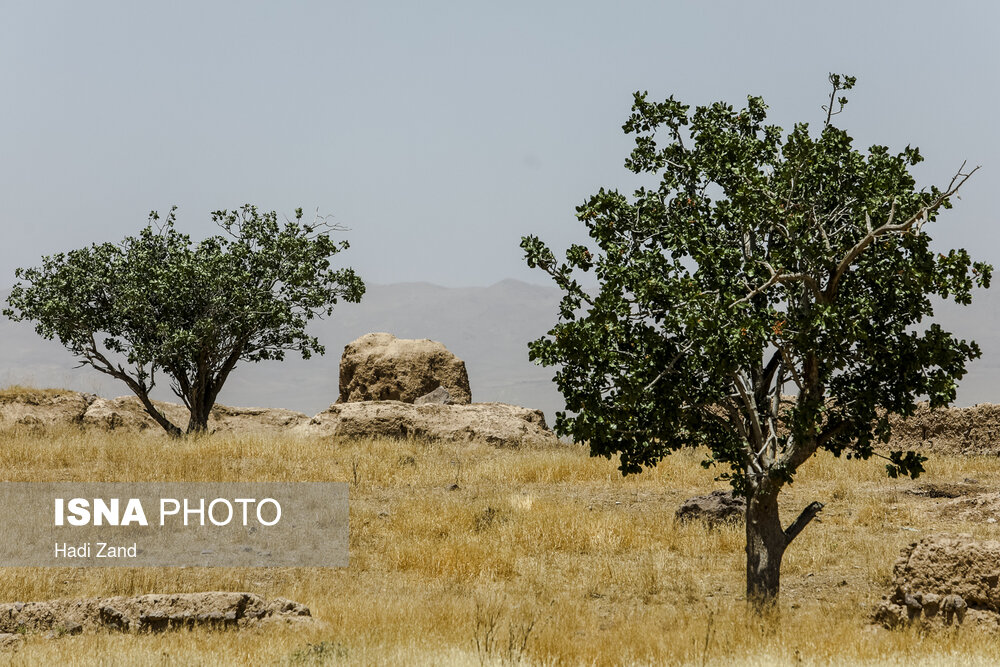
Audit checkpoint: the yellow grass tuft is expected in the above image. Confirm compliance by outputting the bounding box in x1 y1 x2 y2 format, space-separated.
0 425 999 665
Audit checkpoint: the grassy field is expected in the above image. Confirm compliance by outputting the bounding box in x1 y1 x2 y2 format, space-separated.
0 425 999 666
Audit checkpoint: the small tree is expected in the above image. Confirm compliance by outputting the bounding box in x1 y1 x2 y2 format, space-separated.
521 75 991 607
5 205 364 436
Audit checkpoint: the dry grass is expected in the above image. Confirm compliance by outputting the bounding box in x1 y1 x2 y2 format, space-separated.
0 425 999 666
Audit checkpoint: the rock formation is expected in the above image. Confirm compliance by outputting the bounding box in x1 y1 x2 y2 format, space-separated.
338 332 472 404
0 388 308 437
414 386 455 405
299 400 557 448
887 402 1000 455
0 387 95 429
875 534 1000 629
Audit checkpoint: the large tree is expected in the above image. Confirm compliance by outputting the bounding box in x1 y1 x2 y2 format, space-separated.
521 75 991 606
5 205 364 436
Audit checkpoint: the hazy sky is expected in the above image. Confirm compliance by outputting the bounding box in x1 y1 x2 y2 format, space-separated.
3 2 998 288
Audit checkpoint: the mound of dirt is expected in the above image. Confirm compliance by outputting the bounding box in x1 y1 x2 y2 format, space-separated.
0 387 95 429
82 397 310 436
888 403 1000 455
338 332 472 404
82 396 190 433
675 490 745 527
875 534 1000 629
937 492 1000 523
0 592 311 636
198 403 310 433
298 400 559 448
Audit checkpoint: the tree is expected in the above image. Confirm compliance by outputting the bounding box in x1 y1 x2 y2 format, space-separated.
520 74 991 607
5 205 364 436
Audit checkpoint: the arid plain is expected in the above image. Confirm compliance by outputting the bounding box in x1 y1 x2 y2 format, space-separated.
1 391 1000 665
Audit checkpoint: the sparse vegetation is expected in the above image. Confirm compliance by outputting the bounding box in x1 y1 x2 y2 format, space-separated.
1 426 1000 665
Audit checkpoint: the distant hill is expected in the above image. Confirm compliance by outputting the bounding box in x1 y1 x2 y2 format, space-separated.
2 281 997 425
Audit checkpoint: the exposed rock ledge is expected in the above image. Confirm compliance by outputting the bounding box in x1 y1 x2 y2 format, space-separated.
0 388 308 436
298 400 559 448
0 387 560 448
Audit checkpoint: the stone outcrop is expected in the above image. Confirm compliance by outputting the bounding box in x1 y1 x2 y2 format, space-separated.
675 490 746 527
875 534 1000 629
338 333 472 404
82 397 309 436
207 404 310 432
0 388 309 436
0 592 311 636
298 400 558 448
82 396 190 433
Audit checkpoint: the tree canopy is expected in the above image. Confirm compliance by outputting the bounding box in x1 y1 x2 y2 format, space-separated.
5 205 364 435
521 74 991 605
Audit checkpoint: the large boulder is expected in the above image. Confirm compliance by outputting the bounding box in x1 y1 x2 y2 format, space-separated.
675 490 746 527
338 333 472 405
297 400 558 448
875 534 1000 629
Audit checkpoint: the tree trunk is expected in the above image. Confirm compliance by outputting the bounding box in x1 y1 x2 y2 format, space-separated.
745 484 826 609
185 398 212 434
745 486 787 607
134 391 182 437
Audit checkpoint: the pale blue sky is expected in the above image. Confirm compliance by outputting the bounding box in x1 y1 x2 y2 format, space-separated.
3 1 997 287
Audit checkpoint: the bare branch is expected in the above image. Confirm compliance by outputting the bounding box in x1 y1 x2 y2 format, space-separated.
826 164 979 298
731 371 765 453
732 261 821 306
784 501 824 543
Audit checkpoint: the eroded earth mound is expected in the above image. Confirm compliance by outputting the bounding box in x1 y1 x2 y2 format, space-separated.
0 387 94 429
875 534 1000 629
300 400 558 448
675 490 746 527
0 388 308 436
888 403 1000 455
0 592 311 640
338 332 472 404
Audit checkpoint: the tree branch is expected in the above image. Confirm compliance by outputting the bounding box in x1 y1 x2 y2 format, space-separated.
825 163 979 298
732 261 821 306
82 336 181 436
784 501 824 543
